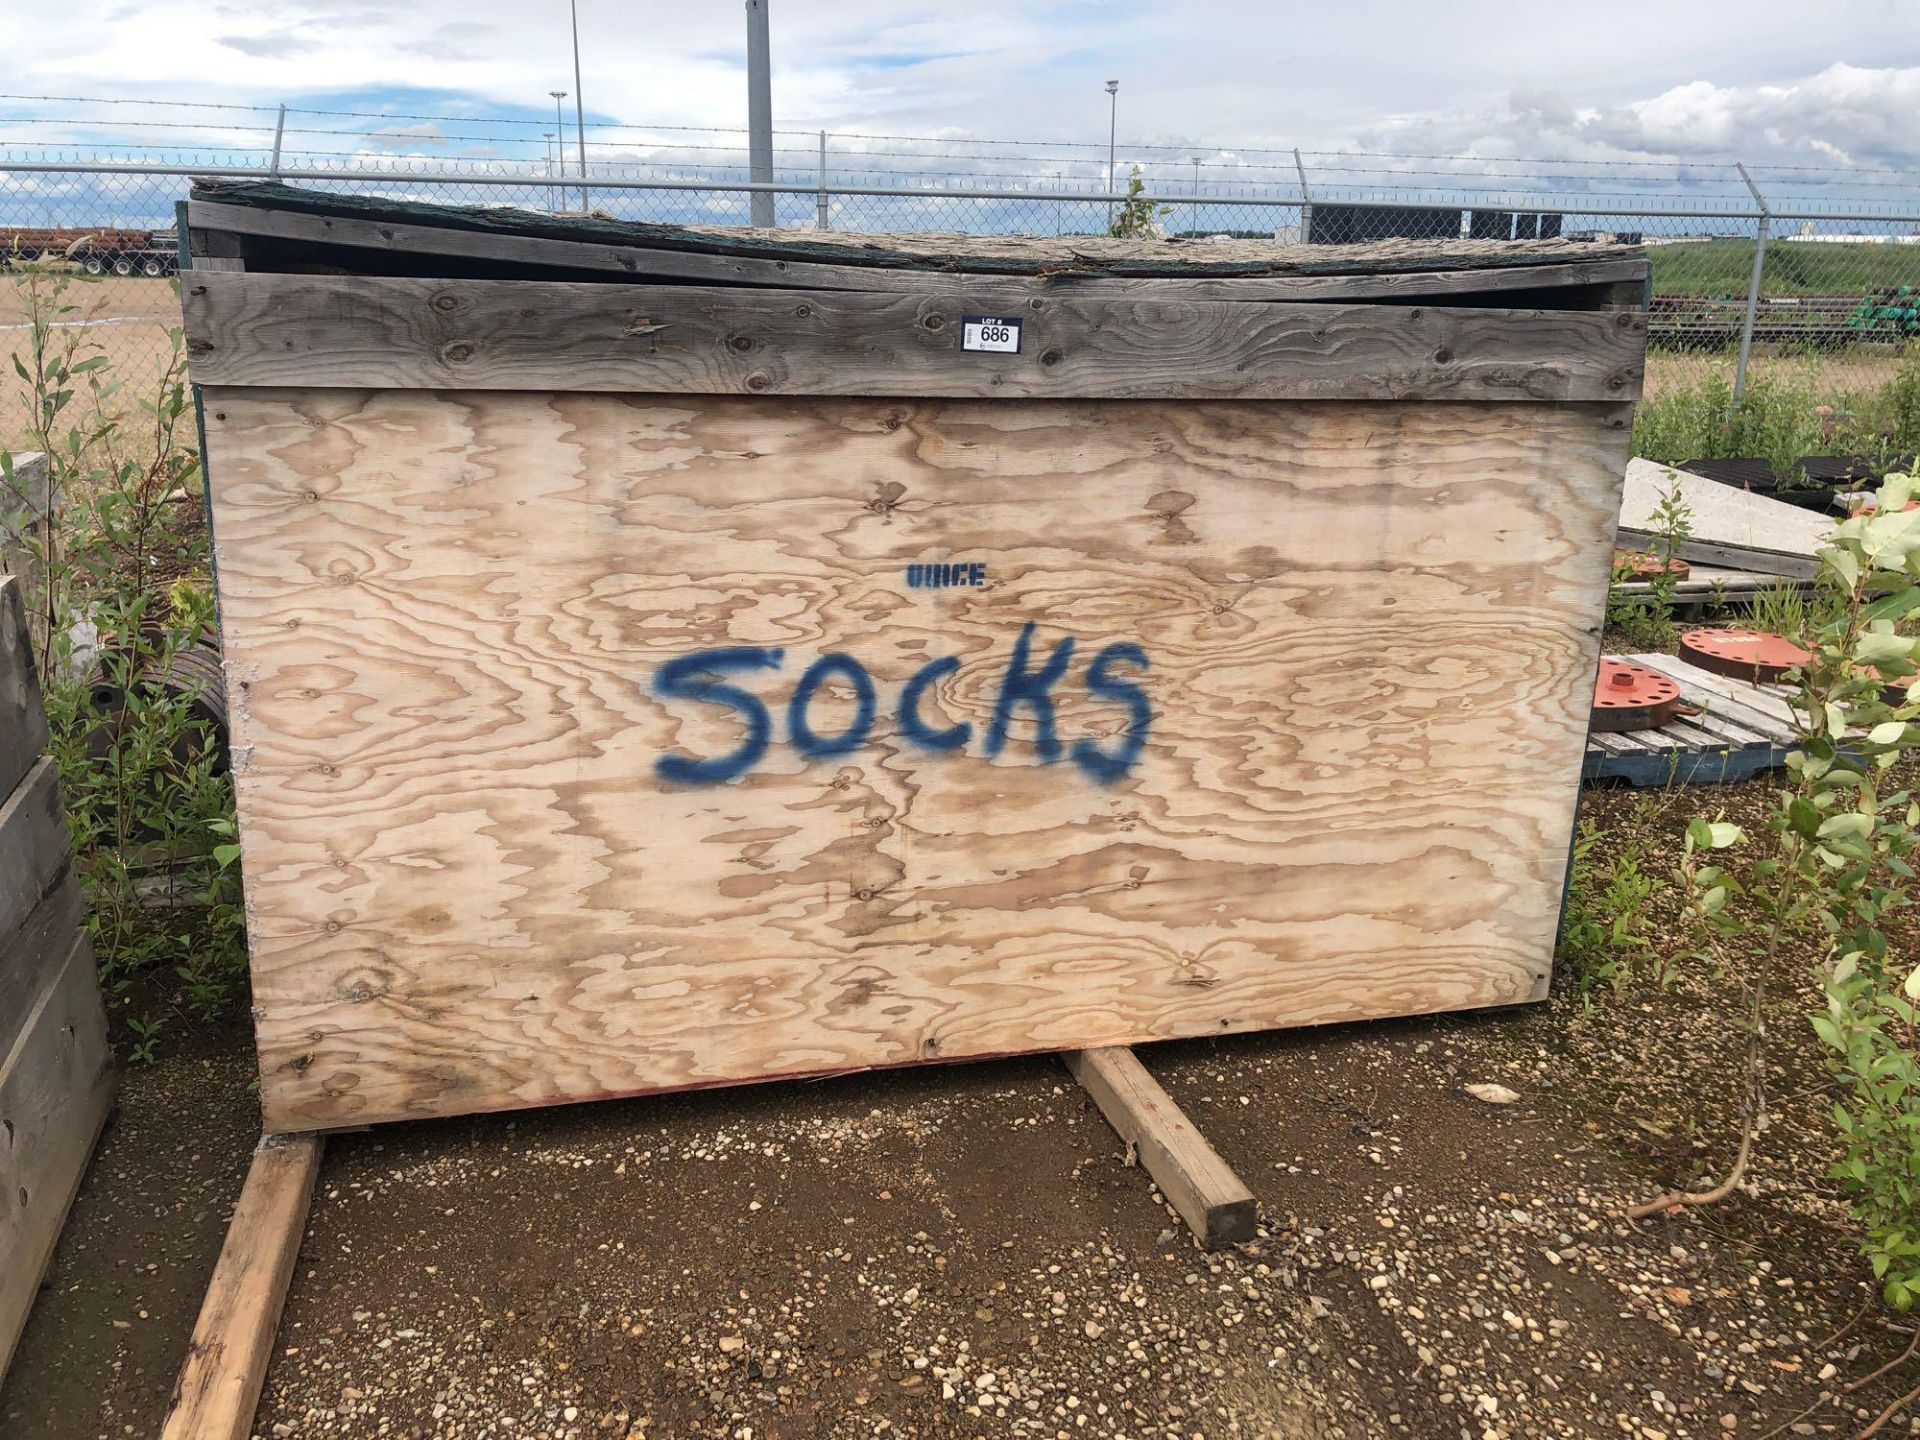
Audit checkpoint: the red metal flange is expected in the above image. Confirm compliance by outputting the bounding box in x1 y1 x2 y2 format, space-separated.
1592 659 1687 732
1679 628 1811 684
1613 547 1691 580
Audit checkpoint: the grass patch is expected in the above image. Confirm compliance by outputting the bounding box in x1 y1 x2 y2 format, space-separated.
1651 239 1920 299
1633 345 1920 480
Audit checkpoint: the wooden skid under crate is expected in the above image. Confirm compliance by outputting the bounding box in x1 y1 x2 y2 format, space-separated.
182 183 1649 1132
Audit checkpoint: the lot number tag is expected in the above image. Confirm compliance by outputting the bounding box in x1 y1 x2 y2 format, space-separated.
961 315 1022 353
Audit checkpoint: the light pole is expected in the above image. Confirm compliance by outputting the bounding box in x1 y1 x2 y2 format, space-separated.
1105 79 1119 228
569 1 589 211
746 0 775 227
1190 155 1201 237
544 132 557 213
549 91 568 210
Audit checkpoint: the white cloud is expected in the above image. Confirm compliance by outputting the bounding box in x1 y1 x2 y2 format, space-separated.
0 0 1915 214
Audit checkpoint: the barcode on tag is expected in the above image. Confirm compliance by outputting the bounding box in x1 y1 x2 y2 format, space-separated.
961 316 1022 353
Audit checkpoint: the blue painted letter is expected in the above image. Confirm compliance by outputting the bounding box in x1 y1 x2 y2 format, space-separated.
898 655 971 751
985 621 1075 764
652 646 785 784
1071 642 1151 783
788 653 877 759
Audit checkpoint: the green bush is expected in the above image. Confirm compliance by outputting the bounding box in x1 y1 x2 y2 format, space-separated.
1633 346 1920 481
3 261 247 1058
1557 820 1657 997
1640 467 1920 1313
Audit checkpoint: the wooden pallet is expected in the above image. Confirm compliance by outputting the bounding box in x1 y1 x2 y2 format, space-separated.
1584 651 1800 788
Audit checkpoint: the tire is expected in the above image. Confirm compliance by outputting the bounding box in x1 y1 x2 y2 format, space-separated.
82 257 105 275
112 257 134 277
141 258 165 278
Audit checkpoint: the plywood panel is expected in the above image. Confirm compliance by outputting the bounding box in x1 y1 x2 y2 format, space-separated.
199 389 1629 1131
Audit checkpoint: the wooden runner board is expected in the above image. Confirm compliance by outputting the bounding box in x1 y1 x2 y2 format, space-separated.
198 390 1628 1131
189 180 1640 281
186 197 1646 306
158 1134 323 1440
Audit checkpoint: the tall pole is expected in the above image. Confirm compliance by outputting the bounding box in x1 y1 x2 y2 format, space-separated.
1293 147 1314 244
544 132 557 213
549 92 568 211
570 0 588 212
1733 160 1770 408
269 103 287 180
746 0 775 227
1105 80 1119 229
1190 155 1201 236
816 129 829 229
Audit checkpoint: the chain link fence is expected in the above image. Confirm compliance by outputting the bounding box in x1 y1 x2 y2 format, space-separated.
4 155 1918 472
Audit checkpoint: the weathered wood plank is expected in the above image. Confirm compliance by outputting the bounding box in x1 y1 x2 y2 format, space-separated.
1617 654 1796 742
1677 706 1781 750
1608 565 1814 605
1065 1046 1258 1249
199 390 1625 1130
0 758 68 946
1619 457 1830 580
0 578 48 804
181 273 1648 402
0 932 115 1383
1636 652 1801 730
186 199 1648 305
190 179 1639 280
158 1133 323 1440
0 881 86 1063
1 451 54 629
1613 531 1822 582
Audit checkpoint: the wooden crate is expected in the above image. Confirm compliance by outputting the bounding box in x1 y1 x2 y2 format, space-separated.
0 576 116 1382
182 183 1648 1133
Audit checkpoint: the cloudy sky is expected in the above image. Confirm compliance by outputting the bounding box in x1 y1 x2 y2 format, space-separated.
2 0 1917 212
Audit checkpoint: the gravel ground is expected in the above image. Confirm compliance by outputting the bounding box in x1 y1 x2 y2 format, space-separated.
10 776 1920 1440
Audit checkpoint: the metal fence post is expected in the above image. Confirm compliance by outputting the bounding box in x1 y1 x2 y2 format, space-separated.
269 105 286 181
816 131 829 230
1734 161 1770 407
1293 149 1313 244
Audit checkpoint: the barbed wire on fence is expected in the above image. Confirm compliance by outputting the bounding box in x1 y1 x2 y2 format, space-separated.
2 133 1917 454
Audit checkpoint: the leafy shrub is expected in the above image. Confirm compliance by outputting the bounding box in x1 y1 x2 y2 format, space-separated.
1633 345 1920 483
1639 467 1920 1313
1605 474 1692 653
1557 820 1657 997
3 261 247 1057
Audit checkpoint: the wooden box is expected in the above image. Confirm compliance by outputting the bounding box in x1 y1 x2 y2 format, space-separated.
181 183 1648 1132
0 576 116 1380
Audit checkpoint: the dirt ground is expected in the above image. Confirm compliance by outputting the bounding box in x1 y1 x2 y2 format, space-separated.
0 276 181 452
8 770 1920 1440
0 1022 259 1438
